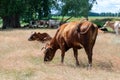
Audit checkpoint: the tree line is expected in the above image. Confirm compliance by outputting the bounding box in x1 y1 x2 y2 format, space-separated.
0 0 96 29
89 12 120 17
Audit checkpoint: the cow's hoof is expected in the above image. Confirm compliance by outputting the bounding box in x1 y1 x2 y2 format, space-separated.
87 64 92 70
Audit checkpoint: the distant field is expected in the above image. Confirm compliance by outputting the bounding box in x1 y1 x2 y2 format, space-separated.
0 16 120 28
0 29 120 80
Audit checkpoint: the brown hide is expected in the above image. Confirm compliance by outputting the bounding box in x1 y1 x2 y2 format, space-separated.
44 20 98 67
28 32 52 42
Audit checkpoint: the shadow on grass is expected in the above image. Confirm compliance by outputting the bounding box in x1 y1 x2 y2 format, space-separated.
104 31 115 34
95 60 113 71
63 60 114 71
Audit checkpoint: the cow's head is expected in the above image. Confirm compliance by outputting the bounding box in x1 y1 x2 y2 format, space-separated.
103 21 110 27
43 43 55 62
28 32 39 41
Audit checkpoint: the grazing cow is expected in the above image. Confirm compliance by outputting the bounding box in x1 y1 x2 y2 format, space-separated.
103 21 120 35
43 20 98 68
29 20 48 28
48 19 61 28
29 20 37 28
36 20 48 28
28 32 52 42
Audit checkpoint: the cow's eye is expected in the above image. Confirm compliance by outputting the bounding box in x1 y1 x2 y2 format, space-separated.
49 48 53 50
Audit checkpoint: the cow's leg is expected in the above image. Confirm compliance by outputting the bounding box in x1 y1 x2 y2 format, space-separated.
114 26 119 35
84 47 93 69
59 37 66 64
73 48 80 66
61 51 65 63
60 42 65 64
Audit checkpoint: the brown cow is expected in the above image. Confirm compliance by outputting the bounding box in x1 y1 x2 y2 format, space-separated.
43 20 98 68
28 32 52 42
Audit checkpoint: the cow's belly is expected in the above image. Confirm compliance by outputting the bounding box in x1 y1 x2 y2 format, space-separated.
65 40 83 49
73 41 83 49
63 33 83 49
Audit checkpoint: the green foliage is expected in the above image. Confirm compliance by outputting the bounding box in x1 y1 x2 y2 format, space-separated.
0 0 96 21
0 0 25 17
0 0 96 28
21 0 54 22
59 0 96 18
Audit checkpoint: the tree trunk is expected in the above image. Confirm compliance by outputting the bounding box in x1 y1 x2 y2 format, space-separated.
63 16 73 22
10 14 21 28
2 16 10 29
60 16 73 24
2 14 21 29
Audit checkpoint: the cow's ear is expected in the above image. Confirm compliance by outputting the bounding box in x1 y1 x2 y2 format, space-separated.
46 43 53 49
41 43 50 51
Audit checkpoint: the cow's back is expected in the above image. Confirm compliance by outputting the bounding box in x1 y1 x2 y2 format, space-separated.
56 21 98 48
114 21 120 27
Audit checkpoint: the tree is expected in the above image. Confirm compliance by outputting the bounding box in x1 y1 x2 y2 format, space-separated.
0 0 53 29
22 0 55 22
0 0 26 29
0 0 96 29
57 0 96 22
22 0 42 22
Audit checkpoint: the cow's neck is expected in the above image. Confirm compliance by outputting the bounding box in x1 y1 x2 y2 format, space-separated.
109 22 114 30
50 38 59 50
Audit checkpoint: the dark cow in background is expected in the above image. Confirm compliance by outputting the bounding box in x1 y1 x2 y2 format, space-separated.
28 32 52 43
24 20 48 28
29 20 37 28
23 19 65 29
36 20 48 28
43 20 98 68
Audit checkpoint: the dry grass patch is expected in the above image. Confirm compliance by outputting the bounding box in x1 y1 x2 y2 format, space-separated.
0 29 120 80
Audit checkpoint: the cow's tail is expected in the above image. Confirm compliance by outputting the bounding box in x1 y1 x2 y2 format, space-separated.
88 23 98 49
77 22 93 34
91 24 98 41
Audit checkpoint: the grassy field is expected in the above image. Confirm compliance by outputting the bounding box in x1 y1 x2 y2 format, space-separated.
0 29 120 80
